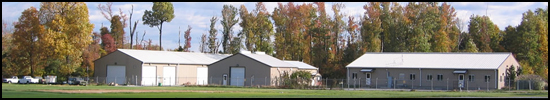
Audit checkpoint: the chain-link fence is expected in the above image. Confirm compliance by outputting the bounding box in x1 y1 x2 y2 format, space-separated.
85 76 546 91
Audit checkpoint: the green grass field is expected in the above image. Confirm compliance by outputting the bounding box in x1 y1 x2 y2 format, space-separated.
2 83 547 98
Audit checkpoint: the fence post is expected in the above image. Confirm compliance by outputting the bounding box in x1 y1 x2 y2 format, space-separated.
135 75 137 85
375 78 378 89
341 79 344 89
431 79 433 90
393 78 396 89
96 76 98 84
486 80 489 91
446 78 449 90
356 79 357 90
359 78 361 89
517 80 519 90
412 80 414 89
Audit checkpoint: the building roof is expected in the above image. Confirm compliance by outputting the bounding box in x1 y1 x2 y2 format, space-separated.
283 60 318 70
117 49 230 65
346 52 513 69
239 51 295 67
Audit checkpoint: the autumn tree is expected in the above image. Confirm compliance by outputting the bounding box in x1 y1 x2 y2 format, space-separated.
240 2 274 54
81 32 104 77
361 2 383 52
12 7 44 76
183 25 192 52
404 2 431 52
468 15 499 52
102 33 117 54
221 4 239 54
142 2 175 50
2 19 18 76
38 2 94 78
110 15 125 48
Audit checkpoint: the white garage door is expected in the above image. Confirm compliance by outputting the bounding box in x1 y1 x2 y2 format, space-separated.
107 65 126 85
197 67 208 85
230 67 245 86
142 66 156 86
163 66 176 86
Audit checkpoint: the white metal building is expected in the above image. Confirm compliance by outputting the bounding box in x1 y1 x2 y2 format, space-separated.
94 49 229 86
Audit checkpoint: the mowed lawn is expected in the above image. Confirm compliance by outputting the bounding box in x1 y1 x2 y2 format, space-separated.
2 83 547 98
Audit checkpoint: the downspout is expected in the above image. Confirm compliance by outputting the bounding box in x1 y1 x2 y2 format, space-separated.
419 68 422 87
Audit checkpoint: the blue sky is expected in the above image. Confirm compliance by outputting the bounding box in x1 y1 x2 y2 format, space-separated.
2 2 548 52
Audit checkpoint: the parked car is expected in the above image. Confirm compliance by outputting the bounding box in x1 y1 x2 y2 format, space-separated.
18 76 40 84
67 77 87 86
34 76 44 84
3 76 19 83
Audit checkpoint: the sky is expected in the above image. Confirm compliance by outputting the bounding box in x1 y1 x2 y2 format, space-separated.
2 2 548 52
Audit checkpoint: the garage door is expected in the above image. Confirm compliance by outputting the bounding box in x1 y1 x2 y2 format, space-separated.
197 67 208 85
230 67 245 86
142 66 156 86
107 65 126 85
163 66 176 86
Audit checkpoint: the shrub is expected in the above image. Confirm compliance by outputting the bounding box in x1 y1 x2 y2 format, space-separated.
516 74 547 90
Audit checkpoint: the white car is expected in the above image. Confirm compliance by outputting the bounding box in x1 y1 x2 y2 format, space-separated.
18 76 40 84
3 76 19 83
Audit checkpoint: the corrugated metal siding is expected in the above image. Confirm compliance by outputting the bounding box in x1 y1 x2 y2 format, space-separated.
117 49 230 65
346 52 512 69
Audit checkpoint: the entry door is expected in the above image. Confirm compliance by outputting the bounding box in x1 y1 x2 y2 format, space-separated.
163 66 176 86
366 73 371 85
458 74 465 88
222 74 227 85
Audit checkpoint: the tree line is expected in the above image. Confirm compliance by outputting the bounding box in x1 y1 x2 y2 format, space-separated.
2 2 547 81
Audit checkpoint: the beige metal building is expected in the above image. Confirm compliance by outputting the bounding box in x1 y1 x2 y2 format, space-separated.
346 52 520 90
208 51 321 87
94 49 229 86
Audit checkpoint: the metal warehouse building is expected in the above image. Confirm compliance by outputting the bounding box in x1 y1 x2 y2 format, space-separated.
94 49 229 86
346 52 520 90
208 51 321 87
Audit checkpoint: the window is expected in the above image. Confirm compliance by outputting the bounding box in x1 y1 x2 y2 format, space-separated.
352 73 357 79
427 74 433 81
437 74 443 81
468 75 475 82
399 73 405 80
410 74 416 80
485 75 490 82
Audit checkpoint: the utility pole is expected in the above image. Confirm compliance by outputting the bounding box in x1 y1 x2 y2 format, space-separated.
179 26 181 47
